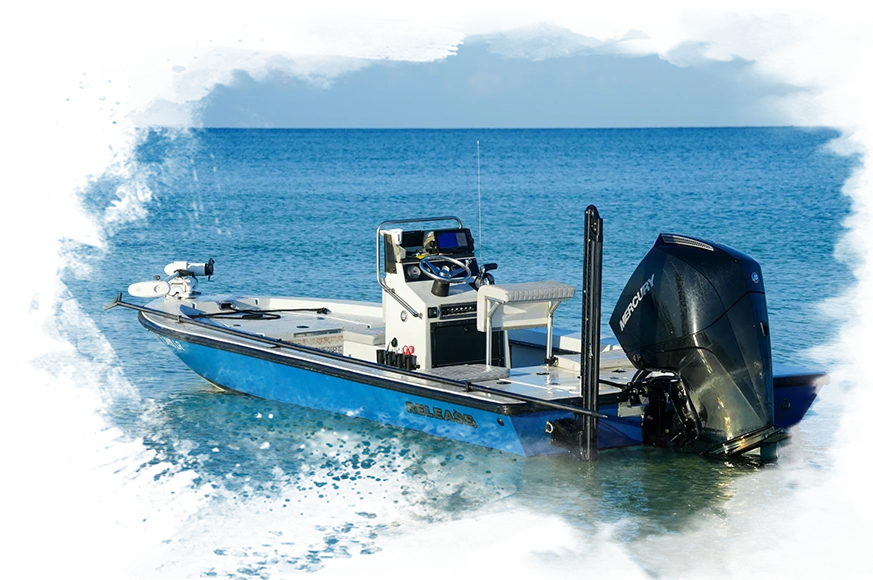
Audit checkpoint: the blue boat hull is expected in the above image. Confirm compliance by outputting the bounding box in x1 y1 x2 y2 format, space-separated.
142 311 822 457
154 332 643 457
773 386 817 428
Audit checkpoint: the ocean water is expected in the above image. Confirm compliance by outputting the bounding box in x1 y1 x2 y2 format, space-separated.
66 128 855 576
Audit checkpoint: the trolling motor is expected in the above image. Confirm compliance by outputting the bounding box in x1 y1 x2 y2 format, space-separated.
128 259 214 300
609 234 786 457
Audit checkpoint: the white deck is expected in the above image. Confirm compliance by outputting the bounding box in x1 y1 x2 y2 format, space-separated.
145 293 633 404
152 294 811 389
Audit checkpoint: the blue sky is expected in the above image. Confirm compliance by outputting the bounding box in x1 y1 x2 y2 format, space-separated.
200 35 794 129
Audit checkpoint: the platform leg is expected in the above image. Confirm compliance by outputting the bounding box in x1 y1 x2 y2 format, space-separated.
485 299 493 369
546 301 554 365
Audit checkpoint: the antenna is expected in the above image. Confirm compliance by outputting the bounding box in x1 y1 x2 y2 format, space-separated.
477 140 483 260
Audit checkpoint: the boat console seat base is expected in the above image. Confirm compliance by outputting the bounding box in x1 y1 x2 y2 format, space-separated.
477 282 576 369
343 327 386 346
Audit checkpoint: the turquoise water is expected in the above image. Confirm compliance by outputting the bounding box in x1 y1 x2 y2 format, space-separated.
68 128 855 575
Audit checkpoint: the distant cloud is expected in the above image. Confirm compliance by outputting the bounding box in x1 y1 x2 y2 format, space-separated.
125 16 809 130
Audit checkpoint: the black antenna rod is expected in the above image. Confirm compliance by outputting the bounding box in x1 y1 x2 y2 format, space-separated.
477 140 483 260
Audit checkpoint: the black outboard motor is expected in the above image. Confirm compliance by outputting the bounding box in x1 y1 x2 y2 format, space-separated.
609 234 787 456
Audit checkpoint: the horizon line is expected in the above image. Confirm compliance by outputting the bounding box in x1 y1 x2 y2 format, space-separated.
138 124 826 131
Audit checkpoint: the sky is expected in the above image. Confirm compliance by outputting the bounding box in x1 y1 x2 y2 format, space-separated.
110 8 873 128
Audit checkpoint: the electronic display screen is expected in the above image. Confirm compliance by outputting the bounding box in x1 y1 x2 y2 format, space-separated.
436 231 469 251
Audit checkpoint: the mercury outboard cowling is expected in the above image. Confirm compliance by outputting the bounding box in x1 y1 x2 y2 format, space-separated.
609 234 787 456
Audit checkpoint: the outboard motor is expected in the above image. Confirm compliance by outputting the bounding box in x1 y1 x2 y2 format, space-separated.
609 234 787 457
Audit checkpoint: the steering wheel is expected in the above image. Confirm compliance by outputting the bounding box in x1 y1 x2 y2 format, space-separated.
419 255 472 284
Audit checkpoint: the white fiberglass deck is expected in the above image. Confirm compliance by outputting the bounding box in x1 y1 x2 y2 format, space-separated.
146 294 631 403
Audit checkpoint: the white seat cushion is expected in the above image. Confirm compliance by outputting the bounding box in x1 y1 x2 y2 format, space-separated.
477 282 575 332
477 281 575 303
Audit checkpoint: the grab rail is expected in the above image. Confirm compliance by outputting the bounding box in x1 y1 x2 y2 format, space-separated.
375 216 464 319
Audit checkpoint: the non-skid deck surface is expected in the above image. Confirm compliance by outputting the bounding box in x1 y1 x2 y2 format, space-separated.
426 364 511 382
472 365 626 402
208 311 382 354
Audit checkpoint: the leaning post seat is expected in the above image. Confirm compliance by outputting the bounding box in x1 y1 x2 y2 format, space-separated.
476 282 576 369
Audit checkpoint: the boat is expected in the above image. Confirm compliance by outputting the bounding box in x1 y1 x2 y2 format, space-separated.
107 206 826 460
